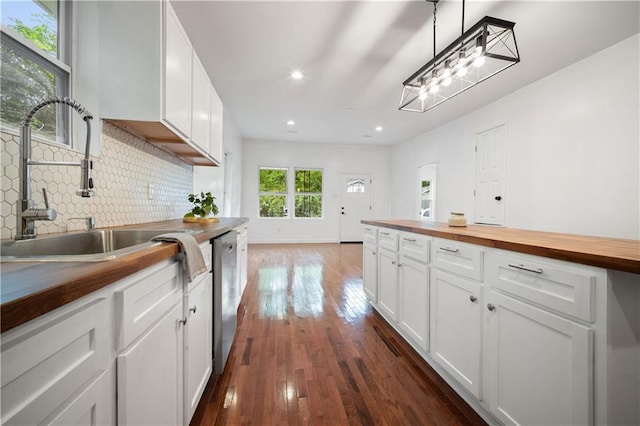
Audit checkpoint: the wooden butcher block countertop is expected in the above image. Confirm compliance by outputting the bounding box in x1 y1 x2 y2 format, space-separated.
362 219 640 275
1 218 248 333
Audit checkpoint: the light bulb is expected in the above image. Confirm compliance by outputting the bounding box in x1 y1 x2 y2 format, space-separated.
442 77 452 87
290 70 303 80
429 83 440 94
473 55 485 67
456 66 467 77
419 85 428 100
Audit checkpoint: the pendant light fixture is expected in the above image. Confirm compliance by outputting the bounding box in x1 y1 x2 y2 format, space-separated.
399 0 520 112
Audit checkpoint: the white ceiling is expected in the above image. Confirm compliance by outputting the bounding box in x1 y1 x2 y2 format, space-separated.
171 1 639 146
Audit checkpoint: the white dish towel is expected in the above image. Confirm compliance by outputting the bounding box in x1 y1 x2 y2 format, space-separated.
151 233 207 282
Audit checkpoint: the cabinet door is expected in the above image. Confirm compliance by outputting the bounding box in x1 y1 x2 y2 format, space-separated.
191 54 211 151
164 3 192 137
378 249 399 321
209 86 223 162
430 269 483 398
363 244 378 303
486 291 593 426
185 274 213 424
398 256 429 352
117 302 183 426
47 366 115 426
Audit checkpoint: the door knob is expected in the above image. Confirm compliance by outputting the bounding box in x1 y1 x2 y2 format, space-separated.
495 196 502 201
469 295 477 303
487 303 496 311
341 212 345 215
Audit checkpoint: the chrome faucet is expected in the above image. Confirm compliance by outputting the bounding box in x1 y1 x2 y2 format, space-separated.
16 97 95 240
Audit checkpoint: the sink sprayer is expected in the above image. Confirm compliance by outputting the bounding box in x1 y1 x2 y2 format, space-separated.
17 97 95 240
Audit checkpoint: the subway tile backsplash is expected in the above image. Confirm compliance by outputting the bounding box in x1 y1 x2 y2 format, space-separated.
1 121 193 239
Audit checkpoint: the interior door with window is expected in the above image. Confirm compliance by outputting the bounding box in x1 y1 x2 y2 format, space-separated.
474 125 506 225
418 164 437 221
340 173 372 242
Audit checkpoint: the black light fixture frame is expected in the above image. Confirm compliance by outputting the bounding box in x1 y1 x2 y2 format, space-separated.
399 4 520 112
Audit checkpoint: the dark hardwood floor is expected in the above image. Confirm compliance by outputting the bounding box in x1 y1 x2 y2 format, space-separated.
191 243 486 425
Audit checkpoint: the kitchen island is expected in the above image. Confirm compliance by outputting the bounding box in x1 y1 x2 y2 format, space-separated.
362 219 639 426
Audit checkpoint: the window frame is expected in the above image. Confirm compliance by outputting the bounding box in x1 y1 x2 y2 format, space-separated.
258 166 289 219
293 168 323 219
0 0 72 146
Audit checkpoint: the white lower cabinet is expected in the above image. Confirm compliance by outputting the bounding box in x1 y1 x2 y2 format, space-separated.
398 255 429 352
378 248 399 321
184 272 213 424
363 243 378 302
430 269 483 398
237 225 249 300
117 301 184 425
485 290 593 426
0 297 112 426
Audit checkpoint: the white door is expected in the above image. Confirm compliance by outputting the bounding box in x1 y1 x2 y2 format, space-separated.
117 302 184 426
378 249 399 322
485 291 593 426
340 173 372 242
184 275 213 424
363 244 378 303
474 125 506 225
417 164 437 221
398 255 429 352
430 269 483 398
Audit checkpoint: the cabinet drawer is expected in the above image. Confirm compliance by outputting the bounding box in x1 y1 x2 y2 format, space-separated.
378 229 398 252
399 232 430 263
1 298 109 425
363 226 378 246
432 238 484 281
489 253 595 322
116 259 182 350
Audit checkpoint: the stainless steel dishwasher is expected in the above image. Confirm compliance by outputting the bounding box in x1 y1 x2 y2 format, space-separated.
212 230 238 374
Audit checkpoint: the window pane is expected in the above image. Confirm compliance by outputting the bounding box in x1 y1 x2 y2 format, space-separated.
259 168 287 192
295 195 322 218
0 37 61 141
259 195 288 218
346 178 365 193
421 180 431 218
295 169 322 193
1 0 58 58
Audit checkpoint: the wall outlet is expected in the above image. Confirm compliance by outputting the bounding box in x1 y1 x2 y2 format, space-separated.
147 183 155 200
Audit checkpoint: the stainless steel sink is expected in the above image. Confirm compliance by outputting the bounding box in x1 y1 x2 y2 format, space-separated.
0 229 201 262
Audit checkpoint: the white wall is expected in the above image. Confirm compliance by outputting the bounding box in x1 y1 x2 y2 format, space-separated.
242 141 391 243
391 34 640 240
193 111 243 217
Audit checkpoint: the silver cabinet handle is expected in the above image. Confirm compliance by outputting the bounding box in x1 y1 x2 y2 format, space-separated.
508 264 543 274
364 227 372 231
372 251 376 255
403 238 416 243
439 247 459 253
391 260 397 265
487 303 496 311
469 295 477 303
189 306 197 314
380 231 390 236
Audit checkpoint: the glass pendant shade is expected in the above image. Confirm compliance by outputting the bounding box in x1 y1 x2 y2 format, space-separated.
400 16 520 112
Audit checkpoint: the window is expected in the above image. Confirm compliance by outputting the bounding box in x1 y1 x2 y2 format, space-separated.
294 169 323 218
1 0 71 144
346 178 365 193
259 167 288 218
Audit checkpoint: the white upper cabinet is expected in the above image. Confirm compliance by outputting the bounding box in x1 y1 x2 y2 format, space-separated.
190 54 211 152
99 1 221 166
165 5 193 138
209 86 224 163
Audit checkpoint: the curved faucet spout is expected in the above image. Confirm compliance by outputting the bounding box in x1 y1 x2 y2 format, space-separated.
17 97 95 240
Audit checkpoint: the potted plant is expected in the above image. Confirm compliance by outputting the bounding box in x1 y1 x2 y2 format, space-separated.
183 191 219 222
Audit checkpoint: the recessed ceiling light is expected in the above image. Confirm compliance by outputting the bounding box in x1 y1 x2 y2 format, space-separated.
375 126 383 132
287 120 295 126
291 70 303 80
